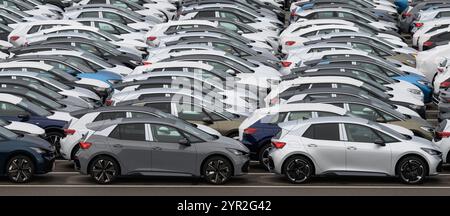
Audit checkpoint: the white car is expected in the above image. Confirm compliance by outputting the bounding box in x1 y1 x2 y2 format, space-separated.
281 19 360 39
416 27 450 51
0 71 101 106
282 49 423 77
0 0 62 20
23 25 147 55
147 49 282 88
280 24 401 54
416 44 450 81
269 117 442 184
290 0 397 16
0 118 45 136
60 106 221 160
19 50 133 76
7 20 83 46
434 119 450 163
265 76 424 111
63 7 156 31
74 17 146 42
412 18 450 47
433 58 450 96
415 7 450 23
293 8 398 31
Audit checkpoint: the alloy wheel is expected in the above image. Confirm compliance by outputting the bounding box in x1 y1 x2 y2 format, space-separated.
261 146 273 170
205 159 231 184
400 159 425 184
91 159 117 184
286 158 311 183
8 157 33 183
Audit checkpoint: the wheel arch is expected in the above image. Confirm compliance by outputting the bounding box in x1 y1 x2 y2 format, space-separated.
200 153 235 176
394 153 430 176
280 152 316 175
87 153 122 175
2 150 37 175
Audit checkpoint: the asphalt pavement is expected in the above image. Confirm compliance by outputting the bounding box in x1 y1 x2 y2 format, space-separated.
1 160 450 196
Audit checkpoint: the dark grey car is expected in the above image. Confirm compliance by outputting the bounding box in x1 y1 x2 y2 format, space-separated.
75 118 250 184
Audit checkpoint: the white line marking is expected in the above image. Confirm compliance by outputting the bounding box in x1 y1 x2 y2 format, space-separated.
1 185 450 189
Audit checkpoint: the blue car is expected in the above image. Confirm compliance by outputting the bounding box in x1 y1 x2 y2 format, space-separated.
76 70 122 88
0 126 55 183
393 74 433 103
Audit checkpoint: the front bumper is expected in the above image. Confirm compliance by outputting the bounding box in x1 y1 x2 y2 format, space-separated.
35 152 56 174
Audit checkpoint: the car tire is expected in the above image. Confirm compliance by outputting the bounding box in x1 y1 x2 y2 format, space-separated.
258 143 273 170
202 156 233 185
70 144 80 161
45 131 64 156
283 155 313 184
6 155 35 183
397 156 427 184
89 156 119 184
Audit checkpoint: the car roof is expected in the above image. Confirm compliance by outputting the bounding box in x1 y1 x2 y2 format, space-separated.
70 105 162 117
86 117 180 131
278 116 371 130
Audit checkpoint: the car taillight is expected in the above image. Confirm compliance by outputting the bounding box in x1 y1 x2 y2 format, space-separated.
244 128 257 134
272 141 286 149
270 97 279 105
440 81 450 88
285 41 296 46
105 99 113 106
281 61 292 67
147 36 157 41
437 131 450 138
403 12 412 18
10 35 20 41
423 41 433 47
415 22 424 28
79 141 92 149
142 61 152 65
64 129 76 135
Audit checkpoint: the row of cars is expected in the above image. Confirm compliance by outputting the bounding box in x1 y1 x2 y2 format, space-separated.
0 0 448 185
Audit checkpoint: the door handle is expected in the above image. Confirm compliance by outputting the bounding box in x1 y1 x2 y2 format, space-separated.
112 144 123 148
152 147 162 151
347 146 357 150
307 144 318 147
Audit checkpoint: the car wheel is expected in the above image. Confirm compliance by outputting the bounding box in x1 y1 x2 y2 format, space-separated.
258 143 273 170
203 156 233 185
45 131 63 156
283 156 313 184
6 155 35 183
89 156 119 184
397 156 427 184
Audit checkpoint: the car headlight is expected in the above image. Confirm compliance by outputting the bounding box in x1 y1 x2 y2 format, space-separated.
30 147 46 154
404 59 416 65
408 88 422 95
227 148 247 156
420 126 434 133
421 147 442 156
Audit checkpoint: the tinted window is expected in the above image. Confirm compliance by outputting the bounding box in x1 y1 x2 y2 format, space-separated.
317 112 340 117
93 112 126 122
144 102 171 113
79 11 98 18
176 103 209 121
150 124 184 143
109 123 145 141
287 111 312 121
348 104 382 122
130 112 156 118
303 123 340 141
195 11 215 18
0 102 28 116
27 25 40 34
345 123 380 143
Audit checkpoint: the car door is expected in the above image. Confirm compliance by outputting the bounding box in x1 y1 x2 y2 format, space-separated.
343 123 392 174
300 123 346 173
107 123 152 174
149 124 197 175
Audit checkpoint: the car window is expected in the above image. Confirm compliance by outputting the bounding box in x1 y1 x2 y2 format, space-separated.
176 103 209 121
77 43 103 56
79 11 99 18
109 123 146 141
45 61 79 75
195 11 215 18
317 111 341 117
96 22 120 34
377 130 399 143
142 102 170 113
316 11 334 18
27 25 40 34
94 112 126 122
302 123 340 141
0 101 28 116
130 112 157 118
436 11 450 18
260 112 287 124
287 111 312 121
344 123 381 143
150 124 184 143
348 103 382 122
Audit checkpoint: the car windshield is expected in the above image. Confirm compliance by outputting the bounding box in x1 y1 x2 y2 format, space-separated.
18 100 52 116
178 120 218 141
36 74 72 90
0 118 9 126
0 126 17 138
26 82 64 100
81 52 114 68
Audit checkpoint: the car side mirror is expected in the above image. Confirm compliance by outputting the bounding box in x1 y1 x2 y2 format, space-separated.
17 114 30 122
226 69 236 75
179 138 191 146
237 30 243 35
374 139 385 146
202 117 214 125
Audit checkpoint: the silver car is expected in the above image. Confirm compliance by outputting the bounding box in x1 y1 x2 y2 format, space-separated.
269 117 443 184
75 118 250 184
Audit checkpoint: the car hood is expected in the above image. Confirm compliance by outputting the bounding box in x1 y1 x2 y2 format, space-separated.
408 135 439 150
72 86 101 101
19 134 53 151
78 70 123 84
